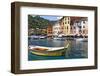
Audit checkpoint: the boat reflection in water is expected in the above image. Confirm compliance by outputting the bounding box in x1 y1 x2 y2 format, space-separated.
28 38 88 61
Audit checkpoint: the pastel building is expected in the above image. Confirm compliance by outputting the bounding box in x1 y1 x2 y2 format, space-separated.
72 17 88 36
73 20 81 36
52 21 61 36
81 18 88 36
51 16 88 37
60 16 71 36
47 25 53 36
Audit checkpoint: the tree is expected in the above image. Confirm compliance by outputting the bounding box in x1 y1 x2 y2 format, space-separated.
28 15 50 29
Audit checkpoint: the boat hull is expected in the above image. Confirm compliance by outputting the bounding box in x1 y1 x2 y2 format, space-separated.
29 48 67 56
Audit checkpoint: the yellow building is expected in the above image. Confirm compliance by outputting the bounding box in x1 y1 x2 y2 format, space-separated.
60 16 71 36
52 16 88 37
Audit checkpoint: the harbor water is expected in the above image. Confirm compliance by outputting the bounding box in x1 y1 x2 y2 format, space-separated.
28 38 88 61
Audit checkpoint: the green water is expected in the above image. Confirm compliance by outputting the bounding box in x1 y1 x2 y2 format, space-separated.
28 39 88 61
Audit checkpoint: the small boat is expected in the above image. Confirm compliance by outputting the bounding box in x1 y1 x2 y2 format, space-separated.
39 36 46 39
53 37 66 40
75 38 88 42
28 44 69 56
29 35 47 39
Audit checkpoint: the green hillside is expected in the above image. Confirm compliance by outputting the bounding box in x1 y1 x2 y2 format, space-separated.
28 15 50 29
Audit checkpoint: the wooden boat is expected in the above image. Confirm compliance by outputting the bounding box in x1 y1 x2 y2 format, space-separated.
28 44 69 56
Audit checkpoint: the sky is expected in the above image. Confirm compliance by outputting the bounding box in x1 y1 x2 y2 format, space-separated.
32 15 87 22
40 16 63 21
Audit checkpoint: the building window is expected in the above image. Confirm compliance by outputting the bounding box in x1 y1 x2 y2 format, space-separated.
67 26 68 29
83 21 85 24
83 30 85 34
74 26 76 29
68 17 70 20
79 30 82 33
79 26 81 29
68 21 70 24
83 26 85 28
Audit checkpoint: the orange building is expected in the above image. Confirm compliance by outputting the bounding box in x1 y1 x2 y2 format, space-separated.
47 25 53 37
